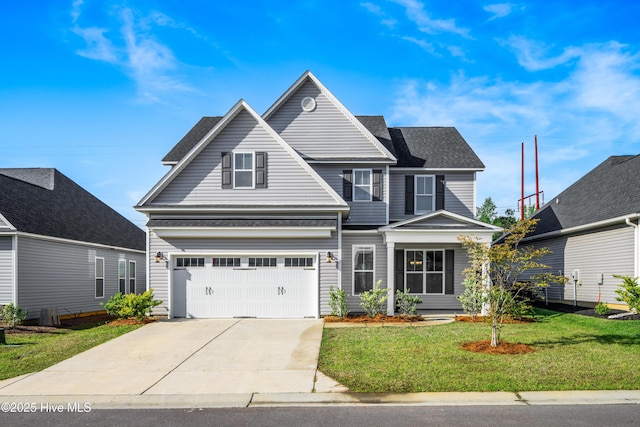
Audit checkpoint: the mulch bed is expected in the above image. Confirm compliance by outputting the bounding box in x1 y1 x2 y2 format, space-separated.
455 316 535 324
324 314 424 323
2 314 154 335
462 340 536 355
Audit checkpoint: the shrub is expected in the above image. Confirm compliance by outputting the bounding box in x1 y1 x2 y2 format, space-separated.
1 303 28 328
359 280 388 318
328 286 349 319
594 302 611 316
457 278 487 318
101 289 162 320
395 289 421 316
614 275 640 313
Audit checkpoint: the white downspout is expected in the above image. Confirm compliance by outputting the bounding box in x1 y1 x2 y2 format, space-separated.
625 216 639 278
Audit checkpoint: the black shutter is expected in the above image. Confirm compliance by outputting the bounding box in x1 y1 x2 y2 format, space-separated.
343 170 353 201
445 249 454 294
405 175 414 215
372 170 382 201
436 174 445 210
255 152 267 188
221 152 232 189
395 249 404 299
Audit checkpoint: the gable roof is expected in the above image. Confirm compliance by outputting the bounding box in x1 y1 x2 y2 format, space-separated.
263 71 397 162
136 99 348 209
162 116 223 165
389 127 485 169
379 210 502 232
0 168 145 251
528 155 640 237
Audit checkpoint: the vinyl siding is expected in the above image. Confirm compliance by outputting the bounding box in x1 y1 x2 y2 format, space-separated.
16 236 147 320
267 80 388 160
389 171 476 221
528 225 634 306
313 164 387 224
0 236 13 305
151 110 339 206
149 233 339 317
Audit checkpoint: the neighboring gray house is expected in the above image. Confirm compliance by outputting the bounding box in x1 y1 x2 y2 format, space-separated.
0 168 147 320
523 155 640 308
135 71 500 319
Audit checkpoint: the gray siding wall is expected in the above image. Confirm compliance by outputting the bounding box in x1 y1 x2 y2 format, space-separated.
340 233 388 312
16 236 147 320
0 236 13 305
528 225 634 306
149 233 339 316
313 164 387 224
267 80 387 159
389 171 476 221
152 110 338 206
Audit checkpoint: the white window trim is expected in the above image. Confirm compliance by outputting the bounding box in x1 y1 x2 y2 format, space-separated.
415 175 435 214
95 257 105 299
118 259 127 294
233 151 255 189
352 245 375 294
404 249 445 295
353 169 372 202
129 260 136 294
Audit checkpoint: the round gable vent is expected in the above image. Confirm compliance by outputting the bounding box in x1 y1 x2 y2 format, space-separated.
301 96 316 112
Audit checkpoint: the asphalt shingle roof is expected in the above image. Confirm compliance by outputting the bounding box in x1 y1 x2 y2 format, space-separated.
529 155 640 236
0 168 145 251
147 219 336 228
388 127 485 169
162 116 223 164
355 115 396 157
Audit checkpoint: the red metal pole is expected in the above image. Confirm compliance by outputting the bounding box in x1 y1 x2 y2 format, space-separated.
535 135 540 210
521 142 525 220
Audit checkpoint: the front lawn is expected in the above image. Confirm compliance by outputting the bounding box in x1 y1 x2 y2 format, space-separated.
0 322 141 380
318 309 640 392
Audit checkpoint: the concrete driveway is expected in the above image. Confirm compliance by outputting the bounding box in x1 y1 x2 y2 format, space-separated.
0 319 328 396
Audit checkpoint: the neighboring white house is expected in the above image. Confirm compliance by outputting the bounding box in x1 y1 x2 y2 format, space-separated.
135 71 500 319
522 155 640 308
0 168 147 320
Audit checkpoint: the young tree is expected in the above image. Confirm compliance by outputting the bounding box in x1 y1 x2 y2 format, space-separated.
476 197 498 224
458 218 563 347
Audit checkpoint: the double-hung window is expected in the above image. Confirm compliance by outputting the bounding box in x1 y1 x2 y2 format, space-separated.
353 169 372 201
95 257 104 299
415 175 435 213
118 259 127 294
129 261 136 294
234 152 254 188
353 245 374 294
405 250 444 294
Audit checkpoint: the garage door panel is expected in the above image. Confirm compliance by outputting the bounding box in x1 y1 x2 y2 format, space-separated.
175 257 317 318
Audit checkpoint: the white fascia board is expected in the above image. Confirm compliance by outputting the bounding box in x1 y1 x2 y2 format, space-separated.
136 206 351 215
382 229 495 244
389 167 485 173
0 213 16 231
151 227 334 239
262 71 397 162
381 210 502 231
522 212 640 242
306 159 396 165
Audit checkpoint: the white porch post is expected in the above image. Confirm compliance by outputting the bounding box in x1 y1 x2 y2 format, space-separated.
386 241 395 315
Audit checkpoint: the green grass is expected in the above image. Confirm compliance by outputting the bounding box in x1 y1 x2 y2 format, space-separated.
0 322 141 380
319 309 640 393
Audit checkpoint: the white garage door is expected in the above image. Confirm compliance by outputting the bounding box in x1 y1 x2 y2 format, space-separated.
172 256 317 318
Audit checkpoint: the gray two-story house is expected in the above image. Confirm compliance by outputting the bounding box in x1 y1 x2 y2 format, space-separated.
135 71 500 318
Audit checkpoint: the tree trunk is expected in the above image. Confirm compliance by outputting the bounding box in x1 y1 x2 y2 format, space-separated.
491 319 498 347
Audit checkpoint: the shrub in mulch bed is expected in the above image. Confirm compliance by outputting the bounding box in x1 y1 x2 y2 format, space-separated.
323 314 424 323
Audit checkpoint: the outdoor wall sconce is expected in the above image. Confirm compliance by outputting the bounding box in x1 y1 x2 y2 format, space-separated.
326 252 334 263
155 252 166 263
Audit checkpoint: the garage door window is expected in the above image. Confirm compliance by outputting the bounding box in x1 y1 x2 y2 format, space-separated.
177 257 205 267
285 257 313 267
212 257 240 267
248 257 277 267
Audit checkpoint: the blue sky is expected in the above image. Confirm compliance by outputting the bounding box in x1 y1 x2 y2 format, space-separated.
2 1 639 227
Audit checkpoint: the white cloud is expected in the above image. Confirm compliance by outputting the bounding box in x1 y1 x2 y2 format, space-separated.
400 36 435 53
389 42 640 214
483 3 514 20
361 1 397 27
391 0 470 38
69 1 196 103
500 36 582 71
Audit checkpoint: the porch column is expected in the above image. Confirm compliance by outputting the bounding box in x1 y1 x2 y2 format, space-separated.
386 241 395 315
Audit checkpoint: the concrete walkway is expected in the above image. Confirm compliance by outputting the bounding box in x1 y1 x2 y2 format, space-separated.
1 319 639 409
